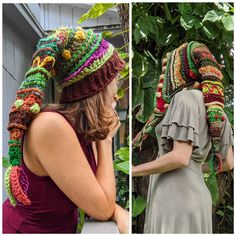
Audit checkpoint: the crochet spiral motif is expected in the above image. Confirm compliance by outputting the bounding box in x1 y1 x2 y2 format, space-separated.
6 27 125 206
133 41 224 175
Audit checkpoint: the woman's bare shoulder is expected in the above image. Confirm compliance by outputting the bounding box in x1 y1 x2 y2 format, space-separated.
29 111 76 141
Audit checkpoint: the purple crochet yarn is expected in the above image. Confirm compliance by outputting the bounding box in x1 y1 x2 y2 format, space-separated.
19 167 29 194
59 39 110 85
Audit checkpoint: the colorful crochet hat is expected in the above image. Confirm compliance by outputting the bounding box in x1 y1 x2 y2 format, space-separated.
5 27 125 206
133 41 224 175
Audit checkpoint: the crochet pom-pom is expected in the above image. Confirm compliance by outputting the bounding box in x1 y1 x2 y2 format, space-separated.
15 99 24 108
30 103 40 114
62 49 71 60
157 92 161 98
74 30 86 42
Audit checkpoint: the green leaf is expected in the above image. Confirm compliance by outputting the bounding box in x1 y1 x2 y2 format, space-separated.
224 107 233 126
221 15 234 31
134 18 148 44
134 16 163 44
76 209 85 233
205 172 219 204
115 147 129 161
132 195 147 217
132 51 148 78
119 63 129 79
226 205 234 211
180 14 196 30
151 24 178 46
3 156 10 168
178 3 194 15
216 210 224 217
114 161 129 174
215 2 231 13
203 10 224 23
202 22 219 39
132 76 144 109
112 29 129 38
118 51 128 60
102 31 113 39
143 87 155 121
117 88 125 100
78 3 115 23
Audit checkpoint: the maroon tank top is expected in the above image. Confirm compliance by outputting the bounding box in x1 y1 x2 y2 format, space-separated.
3 110 97 233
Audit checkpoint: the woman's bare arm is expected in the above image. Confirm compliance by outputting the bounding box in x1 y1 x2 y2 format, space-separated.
30 112 116 221
132 140 193 177
202 146 234 173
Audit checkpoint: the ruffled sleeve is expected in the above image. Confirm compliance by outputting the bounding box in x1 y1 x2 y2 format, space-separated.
219 113 234 160
160 90 200 152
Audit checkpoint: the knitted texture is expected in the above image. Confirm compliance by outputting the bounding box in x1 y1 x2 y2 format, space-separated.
6 27 125 206
133 41 224 175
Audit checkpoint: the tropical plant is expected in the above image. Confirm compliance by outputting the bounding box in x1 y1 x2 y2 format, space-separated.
132 2 234 233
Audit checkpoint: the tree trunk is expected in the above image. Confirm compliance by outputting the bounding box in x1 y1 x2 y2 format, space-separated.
117 4 129 53
132 116 159 232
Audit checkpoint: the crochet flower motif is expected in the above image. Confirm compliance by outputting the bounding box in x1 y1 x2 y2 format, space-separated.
62 49 71 60
74 30 86 42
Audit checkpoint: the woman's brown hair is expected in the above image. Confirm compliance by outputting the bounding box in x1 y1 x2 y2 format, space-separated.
42 85 117 141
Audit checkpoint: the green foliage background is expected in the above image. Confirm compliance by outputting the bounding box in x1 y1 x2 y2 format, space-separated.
132 2 234 233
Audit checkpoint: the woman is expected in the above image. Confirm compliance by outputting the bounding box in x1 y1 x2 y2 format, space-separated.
132 41 234 233
3 27 129 233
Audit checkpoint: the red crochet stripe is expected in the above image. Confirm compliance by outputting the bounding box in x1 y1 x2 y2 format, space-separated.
10 166 31 205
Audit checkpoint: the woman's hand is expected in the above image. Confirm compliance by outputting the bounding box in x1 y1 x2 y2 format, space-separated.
112 204 129 234
107 109 121 139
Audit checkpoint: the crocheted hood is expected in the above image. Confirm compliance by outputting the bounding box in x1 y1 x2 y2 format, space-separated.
133 41 224 175
5 27 125 206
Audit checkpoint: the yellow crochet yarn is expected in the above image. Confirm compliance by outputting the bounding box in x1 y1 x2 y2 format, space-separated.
74 30 86 42
62 49 71 60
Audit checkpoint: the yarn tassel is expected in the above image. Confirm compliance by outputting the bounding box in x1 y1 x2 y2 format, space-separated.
132 112 164 149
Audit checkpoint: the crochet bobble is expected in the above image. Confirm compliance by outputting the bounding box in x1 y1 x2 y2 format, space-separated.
6 28 70 206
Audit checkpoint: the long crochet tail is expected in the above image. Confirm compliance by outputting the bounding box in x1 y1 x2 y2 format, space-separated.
132 111 164 149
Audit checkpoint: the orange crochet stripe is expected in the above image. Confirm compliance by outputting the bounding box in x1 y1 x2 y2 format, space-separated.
10 128 24 140
10 166 31 205
17 88 45 96
199 65 223 80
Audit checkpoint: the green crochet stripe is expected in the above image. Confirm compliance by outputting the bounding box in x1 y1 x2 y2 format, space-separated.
9 145 22 166
59 44 114 89
37 34 57 45
8 140 22 145
20 73 47 89
37 41 59 52
4 167 17 206
187 42 200 75
162 51 173 103
69 33 102 74
55 30 95 82
25 67 50 80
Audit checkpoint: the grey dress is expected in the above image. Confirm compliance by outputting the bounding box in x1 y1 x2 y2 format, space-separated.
144 89 233 234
